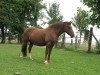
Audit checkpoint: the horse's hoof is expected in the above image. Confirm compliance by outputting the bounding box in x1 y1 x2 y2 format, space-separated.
14 72 21 75
20 55 23 58
44 60 49 64
29 57 33 60
30 58 33 60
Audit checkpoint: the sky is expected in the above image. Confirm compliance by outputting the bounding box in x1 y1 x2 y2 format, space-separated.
42 0 89 28
43 0 87 21
42 0 100 44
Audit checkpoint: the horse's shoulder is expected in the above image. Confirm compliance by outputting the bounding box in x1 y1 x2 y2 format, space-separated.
45 28 57 42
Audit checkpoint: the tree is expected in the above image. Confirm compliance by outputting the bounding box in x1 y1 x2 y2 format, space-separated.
0 0 25 43
46 2 65 48
72 7 90 43
0 1 12 43
46 2 63 24
0 0 45 43
82 0 100 27
16 0 45 26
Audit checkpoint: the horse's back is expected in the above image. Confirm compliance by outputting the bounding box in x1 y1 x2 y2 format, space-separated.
22 27 57 46
28 28 56 46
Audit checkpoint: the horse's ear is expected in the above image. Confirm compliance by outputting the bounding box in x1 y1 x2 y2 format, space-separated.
65 21 72 25
69 21 72 23
68 21 72 24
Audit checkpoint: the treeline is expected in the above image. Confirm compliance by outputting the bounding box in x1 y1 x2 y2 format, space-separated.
1 0 100 48
0 0 45 43
0 0 63 44
72 0 100 44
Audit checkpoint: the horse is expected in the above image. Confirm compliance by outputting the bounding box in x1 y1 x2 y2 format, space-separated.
20 21 74 64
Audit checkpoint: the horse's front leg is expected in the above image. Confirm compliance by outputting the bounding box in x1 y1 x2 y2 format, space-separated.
48 43 54 63
44 43 54 64
44 45 49 64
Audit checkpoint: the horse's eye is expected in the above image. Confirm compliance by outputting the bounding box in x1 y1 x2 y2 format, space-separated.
69 27 71 29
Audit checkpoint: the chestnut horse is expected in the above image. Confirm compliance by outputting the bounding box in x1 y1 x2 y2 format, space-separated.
20 21 74 64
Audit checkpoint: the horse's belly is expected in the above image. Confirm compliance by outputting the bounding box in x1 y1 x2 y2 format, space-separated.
33 41 46 46
29 31 46 46
30 37 46 46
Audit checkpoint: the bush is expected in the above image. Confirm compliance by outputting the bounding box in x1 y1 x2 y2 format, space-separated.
65 45 75 51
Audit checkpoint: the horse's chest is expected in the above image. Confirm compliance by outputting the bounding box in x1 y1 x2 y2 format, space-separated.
45 33 57 42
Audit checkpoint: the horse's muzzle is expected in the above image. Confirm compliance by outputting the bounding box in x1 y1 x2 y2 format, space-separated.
71 34 75 38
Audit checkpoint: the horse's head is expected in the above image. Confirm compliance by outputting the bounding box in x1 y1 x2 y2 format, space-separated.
64 21 74 38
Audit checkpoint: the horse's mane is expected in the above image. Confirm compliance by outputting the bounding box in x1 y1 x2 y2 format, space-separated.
48 22 65 29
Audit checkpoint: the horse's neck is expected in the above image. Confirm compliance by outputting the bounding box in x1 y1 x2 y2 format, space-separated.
55 27 64 37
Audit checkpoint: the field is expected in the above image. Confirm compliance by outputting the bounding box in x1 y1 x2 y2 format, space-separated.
0 44 100 75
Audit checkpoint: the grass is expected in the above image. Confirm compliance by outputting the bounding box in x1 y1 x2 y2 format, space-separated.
0 44 100 75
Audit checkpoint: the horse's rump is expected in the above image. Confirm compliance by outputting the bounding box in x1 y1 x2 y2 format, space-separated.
29 29 46 46
22 27 36 39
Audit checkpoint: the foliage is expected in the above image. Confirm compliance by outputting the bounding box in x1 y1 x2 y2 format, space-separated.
0 0 45 43
0 1 11 26
0 0 45 29
72 7 90 43
72 7 90 32
46 1 63 24
0 44 100 75
82 0 100 27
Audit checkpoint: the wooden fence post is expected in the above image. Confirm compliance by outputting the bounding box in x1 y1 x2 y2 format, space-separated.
88 27 93 52
75 35 78 49
92 33 100 44
71 38 73 45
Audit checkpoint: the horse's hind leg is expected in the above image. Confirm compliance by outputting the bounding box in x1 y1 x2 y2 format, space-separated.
44 42 54 64
20 37 28 58
20 42 28 58
28 42 33 60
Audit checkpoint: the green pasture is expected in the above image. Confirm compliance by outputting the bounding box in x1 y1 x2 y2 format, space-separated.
0 44 100 75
